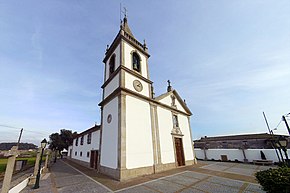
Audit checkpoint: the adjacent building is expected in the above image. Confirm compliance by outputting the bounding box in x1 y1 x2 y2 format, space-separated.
68 125 100 169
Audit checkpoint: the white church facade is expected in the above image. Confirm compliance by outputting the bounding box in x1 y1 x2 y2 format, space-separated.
68 16 196 181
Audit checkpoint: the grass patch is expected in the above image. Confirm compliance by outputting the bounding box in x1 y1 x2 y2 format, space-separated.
0 157 46 173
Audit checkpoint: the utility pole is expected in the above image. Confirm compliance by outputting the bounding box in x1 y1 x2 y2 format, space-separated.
263 112 271 134
282 115 290 135
263 112 281 163
17 128 23 147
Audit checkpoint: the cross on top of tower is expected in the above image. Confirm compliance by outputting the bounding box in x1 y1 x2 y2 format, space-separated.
122 7 128 18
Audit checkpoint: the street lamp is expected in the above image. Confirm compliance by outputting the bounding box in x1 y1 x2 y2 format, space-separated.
282 113 290 135
278 136 289 161
33 138 47 189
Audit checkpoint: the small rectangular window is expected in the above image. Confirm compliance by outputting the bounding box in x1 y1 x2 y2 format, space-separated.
75 138 78 146
87 152 90 157
80 136 84 145
75 151 77 156
80 152 82 157
87 133 92 144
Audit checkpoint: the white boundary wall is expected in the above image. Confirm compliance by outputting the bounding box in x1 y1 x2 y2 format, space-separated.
8 177 29 193
195 148 290 163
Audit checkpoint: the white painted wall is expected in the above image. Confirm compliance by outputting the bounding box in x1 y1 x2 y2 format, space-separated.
105 44 120 81
123 42 148 79
104 73 119 99
157 107 175 164
8 177 29 193
68 145 72 157
71 130 100 163
124 72 149 97
159 94 186 114
178 115 194 160
175 99 186 114
100 97 119 169
159 95 171 106
126 96 154 169
157 107 194 164
195 148 290 163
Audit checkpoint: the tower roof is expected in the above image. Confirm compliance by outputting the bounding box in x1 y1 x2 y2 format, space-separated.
121 17 134 37
103 16 149 63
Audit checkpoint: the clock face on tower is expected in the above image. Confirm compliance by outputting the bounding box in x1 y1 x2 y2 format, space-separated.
133 80 143 92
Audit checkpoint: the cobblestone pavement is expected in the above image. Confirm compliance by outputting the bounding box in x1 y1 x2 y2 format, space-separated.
115 171 265 193
20 160 112 193
19 160 274 193
199 161 276 176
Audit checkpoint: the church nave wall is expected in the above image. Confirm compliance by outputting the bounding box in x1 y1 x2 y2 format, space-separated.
100 97 119 169
125 95 154 169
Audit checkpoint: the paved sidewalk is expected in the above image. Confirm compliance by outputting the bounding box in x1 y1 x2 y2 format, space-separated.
20 160 111 193
20 160 273 193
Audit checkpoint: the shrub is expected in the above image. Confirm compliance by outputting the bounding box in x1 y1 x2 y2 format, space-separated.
255 166 290 193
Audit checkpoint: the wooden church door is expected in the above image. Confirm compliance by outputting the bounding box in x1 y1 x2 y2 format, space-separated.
90 150 98 169
174 138 185 166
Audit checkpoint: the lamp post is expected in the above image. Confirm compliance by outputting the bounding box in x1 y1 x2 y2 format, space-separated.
33 138 47 189
278 136 289 166
282 113 290 135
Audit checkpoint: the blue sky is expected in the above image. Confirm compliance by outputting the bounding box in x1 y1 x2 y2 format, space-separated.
0 0 289 145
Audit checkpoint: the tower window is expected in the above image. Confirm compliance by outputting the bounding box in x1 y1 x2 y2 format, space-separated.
132 52 141 72
109 54 115 75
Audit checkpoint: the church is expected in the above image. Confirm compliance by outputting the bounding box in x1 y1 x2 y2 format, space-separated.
68 16 196 181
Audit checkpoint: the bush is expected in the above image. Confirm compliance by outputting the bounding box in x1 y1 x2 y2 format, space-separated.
255 166 290 193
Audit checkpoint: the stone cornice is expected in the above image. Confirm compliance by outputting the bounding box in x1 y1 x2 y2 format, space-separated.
99 87 192 116
101 65 153 89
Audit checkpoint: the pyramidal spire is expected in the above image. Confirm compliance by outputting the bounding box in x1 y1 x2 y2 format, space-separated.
120 9 134 37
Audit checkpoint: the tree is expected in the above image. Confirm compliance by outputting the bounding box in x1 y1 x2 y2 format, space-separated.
49 129 76 159
60 129 76 150
49 133 62 151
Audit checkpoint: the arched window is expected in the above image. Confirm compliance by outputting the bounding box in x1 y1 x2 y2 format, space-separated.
132 52 141 72
109 54 115 75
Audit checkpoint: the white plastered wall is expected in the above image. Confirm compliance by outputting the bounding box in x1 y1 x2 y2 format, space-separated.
71 130 100 163
105 44 120 82
157 107 175 164
124 72 149 97
126 96 153 169
159 95 186 114
68 145 72 157
157 107 194 164
178 115 194 160
104 73 119 99
100 97 119 169
123 42 148 79
194 148 290 163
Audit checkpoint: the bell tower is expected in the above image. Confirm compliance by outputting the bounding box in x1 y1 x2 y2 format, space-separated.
99 16 154 180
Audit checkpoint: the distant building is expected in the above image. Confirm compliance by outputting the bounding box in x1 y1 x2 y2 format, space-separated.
194 133 290 149
194 133 290 163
